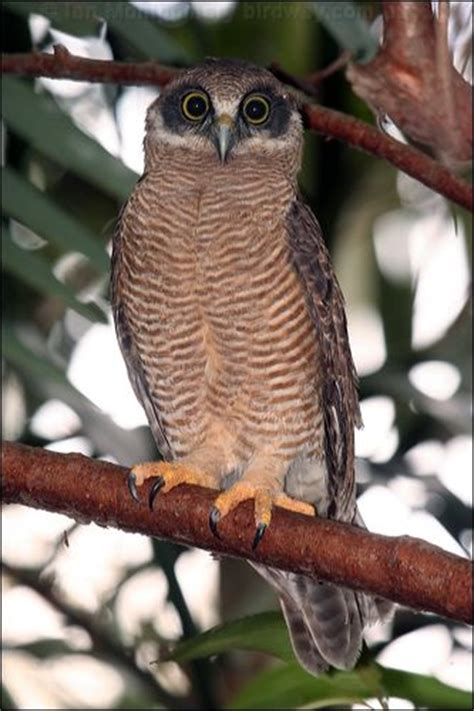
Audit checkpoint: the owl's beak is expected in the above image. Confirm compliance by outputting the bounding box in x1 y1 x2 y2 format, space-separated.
213 114 236 163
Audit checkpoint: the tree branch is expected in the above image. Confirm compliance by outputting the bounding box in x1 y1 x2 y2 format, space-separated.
270 51 352 98
301 102 471 210
2 441 472 626
1 43 180 86
346 1 473 165
1 46 472 212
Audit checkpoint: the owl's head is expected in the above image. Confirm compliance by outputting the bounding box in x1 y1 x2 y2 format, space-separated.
145 58 303 172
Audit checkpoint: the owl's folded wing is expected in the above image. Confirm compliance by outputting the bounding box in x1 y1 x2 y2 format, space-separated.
286 197 361 521
111 199 173 460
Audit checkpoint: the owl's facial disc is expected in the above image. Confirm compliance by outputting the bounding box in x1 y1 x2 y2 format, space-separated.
155 74 299 164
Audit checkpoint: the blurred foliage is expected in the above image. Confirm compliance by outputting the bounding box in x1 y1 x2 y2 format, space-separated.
1 1 472 710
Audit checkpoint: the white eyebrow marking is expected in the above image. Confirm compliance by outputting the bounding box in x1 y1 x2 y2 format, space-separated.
211 97 241 118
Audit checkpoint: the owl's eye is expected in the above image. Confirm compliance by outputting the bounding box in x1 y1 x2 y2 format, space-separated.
181 91 210 122
242 95 271 125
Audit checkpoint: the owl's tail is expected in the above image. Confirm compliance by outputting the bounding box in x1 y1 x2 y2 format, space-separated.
254 562 391 675
251 511 392 676
280 578 391 675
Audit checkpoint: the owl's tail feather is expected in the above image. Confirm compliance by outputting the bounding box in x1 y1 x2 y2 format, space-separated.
281 580 366 674
280 593 329 675
252 560 392 677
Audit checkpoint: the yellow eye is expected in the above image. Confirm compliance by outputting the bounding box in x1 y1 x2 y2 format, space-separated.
181 91 210 122
242 94 271 125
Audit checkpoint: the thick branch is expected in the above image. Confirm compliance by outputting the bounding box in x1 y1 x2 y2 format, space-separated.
1 43 179 85
2 441 472 626
301 103 471 210
1 47 472 212
346 1 473 164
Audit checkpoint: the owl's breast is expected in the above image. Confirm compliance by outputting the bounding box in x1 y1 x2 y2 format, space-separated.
193 177 323 459
118 168 322 460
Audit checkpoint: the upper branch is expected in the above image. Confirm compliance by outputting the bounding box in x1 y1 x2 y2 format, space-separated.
346 1 473 165
302 103 471 210
2 441 472 626
1 46 472 212
1 43 179 85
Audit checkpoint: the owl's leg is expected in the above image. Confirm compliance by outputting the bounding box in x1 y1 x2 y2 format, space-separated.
209 455 315 549
127 435 235 509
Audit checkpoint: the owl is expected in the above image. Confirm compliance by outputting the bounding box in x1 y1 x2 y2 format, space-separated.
111 58 391 675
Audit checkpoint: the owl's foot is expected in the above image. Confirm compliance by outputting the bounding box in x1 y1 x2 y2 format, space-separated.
209 482 315 550
127 461 217 509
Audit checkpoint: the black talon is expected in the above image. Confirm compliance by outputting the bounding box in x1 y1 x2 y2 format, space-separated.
209 507 222 539
127 472 140 503
252 522 267 550
148 476 165 510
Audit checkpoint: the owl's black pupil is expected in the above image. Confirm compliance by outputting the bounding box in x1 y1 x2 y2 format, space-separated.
186 96 207 118
246 99 267 121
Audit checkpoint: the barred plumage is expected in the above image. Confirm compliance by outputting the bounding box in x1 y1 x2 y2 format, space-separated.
112 58 391 676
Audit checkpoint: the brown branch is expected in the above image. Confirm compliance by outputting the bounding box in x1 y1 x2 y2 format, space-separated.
2 441 472 626
1 43 179 86
346 1 473 165
1 46 472 212
301 103 472 210
305 50 353 86
270 51 352 98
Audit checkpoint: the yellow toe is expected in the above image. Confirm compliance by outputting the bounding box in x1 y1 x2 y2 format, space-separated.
274 493 316 517
213 481 265 521
130 461 216 492
209 482 316 548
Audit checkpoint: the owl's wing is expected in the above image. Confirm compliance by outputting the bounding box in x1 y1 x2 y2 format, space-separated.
286 197 361 520
262 199 391 676
111 200 172 460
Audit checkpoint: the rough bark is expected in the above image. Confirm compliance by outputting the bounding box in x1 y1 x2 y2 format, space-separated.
346 1 473 165
2 441 472 626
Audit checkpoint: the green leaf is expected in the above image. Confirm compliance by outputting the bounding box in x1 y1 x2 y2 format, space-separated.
2 225 107 323
2 323 155 465
228 663 472 709
381 667 473 710
229 662 374 710
311 1 378 62
88 1 191 63
2 323 70 385
1 684 18 711
3 0 98 36
2 166 109 274
6 639 75 658
167 611 472 710
2 77 137 201
230 661 473 710
4 1 191 63
167 611 295 665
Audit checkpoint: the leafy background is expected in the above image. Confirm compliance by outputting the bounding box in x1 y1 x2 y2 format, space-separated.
1 2 472 709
